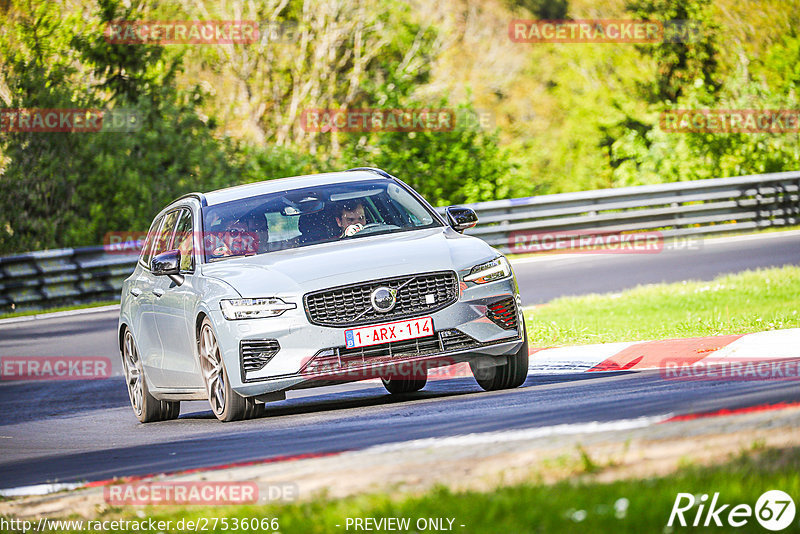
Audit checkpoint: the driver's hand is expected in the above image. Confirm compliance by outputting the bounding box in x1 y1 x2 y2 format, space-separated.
343 223 364 237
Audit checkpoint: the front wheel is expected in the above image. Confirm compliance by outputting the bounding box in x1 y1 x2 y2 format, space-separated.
470 323 529 391
198 318 265 422
381 371 427 394
121 328 180 423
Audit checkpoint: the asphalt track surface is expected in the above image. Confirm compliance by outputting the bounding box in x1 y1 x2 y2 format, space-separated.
0 231 798 490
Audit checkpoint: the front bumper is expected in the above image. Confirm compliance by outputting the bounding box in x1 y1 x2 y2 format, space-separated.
211 276 523 397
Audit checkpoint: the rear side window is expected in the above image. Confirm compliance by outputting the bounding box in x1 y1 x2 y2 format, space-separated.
152 210 181 257
172 209 194 272
139 215 163 268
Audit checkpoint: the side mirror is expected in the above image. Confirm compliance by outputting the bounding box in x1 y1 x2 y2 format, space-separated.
151 250 184 285
445 206 478 233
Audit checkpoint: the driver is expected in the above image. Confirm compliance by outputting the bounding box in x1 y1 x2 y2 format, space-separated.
336 200 367 237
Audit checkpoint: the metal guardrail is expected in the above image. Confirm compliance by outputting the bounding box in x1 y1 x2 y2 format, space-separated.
1 171 798 313
440 171 800 253
0 246 138 313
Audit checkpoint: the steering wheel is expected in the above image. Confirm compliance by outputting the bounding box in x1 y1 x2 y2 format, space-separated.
344 223 400 237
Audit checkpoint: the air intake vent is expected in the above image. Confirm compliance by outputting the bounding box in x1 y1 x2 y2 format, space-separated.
439 329 478 351
240 339 280 372
487 298 518 330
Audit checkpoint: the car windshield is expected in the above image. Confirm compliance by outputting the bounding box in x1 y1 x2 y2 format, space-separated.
201 178 441 262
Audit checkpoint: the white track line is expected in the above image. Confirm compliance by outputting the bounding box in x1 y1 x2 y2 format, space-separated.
360 415 671 454
0 305 120 326
0 482 83 497
706 328 800 361
528 342 637 373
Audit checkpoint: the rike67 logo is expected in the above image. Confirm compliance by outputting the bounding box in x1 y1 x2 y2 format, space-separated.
668 490 796 531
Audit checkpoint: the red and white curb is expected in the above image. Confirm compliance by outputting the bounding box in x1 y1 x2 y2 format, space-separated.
527 328 800 374
3 329 798 498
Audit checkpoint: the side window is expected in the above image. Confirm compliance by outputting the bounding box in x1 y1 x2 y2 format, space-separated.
153 210 180 257
172 209 194 272
140 215 164 268
265 211 300 242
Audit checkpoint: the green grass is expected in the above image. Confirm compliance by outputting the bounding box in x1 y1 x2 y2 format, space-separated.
524 265 800 347
0 300 119 320
24 446 800 533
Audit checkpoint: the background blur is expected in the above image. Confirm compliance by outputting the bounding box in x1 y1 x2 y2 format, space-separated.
0 0 798 255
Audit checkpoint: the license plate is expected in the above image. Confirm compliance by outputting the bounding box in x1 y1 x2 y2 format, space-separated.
345 317 433 349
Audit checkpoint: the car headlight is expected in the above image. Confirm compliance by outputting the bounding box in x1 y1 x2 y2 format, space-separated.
220 298 297 320
464 256 512 284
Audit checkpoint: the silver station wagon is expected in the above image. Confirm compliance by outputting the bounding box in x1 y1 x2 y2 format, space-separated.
119 168 528 422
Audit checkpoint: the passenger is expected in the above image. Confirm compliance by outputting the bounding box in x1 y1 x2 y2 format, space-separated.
209 219 257 257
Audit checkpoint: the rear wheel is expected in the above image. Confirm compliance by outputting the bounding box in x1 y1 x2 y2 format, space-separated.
470 323 529 391
198 319 264 422
121 328 180 423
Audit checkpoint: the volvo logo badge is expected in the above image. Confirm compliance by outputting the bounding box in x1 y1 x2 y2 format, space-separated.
370 287 397 313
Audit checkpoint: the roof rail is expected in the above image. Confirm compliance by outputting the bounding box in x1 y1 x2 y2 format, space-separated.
345 167 394 180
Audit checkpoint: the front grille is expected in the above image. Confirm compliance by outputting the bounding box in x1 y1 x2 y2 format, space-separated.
301 329 480 375
303 271 459 327
338 334 442 363
487 298 518 330
240 339 280 372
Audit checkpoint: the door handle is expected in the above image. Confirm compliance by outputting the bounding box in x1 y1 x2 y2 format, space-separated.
129 288 142 297
152 288 165 297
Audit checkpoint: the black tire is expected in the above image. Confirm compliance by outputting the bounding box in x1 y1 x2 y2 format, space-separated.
470 323 529 391
198 318 263 422
381 372 427 394
121 328 180 423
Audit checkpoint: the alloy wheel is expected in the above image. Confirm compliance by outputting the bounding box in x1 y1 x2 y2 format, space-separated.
123 330 144 416
199 323 226 415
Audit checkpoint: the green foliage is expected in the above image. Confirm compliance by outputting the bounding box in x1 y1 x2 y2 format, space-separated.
0 0 798 254
0 0 240 253
609 29 800 184
507 0 569 19
344 103 512 206
625 0 722 103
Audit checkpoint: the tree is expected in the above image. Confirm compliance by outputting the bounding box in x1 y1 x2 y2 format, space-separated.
626 0 721 103
0 0 240 253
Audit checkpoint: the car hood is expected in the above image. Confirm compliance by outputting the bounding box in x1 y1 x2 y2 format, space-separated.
200 228 497 297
